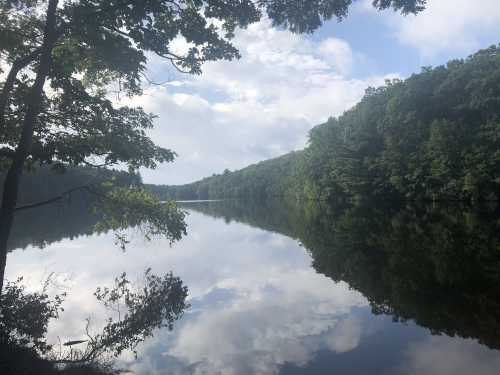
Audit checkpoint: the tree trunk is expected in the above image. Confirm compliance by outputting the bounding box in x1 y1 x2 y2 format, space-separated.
0 0 59 295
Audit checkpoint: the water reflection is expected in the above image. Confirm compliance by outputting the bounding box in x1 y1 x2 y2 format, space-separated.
7 191 98 251
3 199 500 374
0 269 188 374
186 200 500 350
2 194 189 374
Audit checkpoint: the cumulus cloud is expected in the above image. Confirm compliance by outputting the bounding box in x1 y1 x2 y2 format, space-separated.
367 0 500 59
130 19 396 184
318 38 355 75
166 292 365 375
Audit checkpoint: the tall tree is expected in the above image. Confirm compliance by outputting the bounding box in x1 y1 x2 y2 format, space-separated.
0 0 427 292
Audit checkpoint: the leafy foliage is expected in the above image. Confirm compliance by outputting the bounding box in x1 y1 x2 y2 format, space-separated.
372 0 427 14
299 46 500 201
1 165 188 251
95 187 187 249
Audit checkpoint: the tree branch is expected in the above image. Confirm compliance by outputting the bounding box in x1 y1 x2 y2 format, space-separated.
14 170 106 212
13 184 95 212
0 48 43 129
103 25 202 74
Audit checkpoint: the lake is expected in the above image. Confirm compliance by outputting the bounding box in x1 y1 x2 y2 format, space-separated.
4 199 500 374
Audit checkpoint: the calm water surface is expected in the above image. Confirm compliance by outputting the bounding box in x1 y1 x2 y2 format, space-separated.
6 199 500 374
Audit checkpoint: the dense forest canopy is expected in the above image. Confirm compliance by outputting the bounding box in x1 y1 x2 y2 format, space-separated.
157 45 500 202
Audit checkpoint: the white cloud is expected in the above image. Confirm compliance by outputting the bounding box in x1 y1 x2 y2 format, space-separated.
374 0 500 59
132 20 395 184
167 290 365 375
318 38 355 75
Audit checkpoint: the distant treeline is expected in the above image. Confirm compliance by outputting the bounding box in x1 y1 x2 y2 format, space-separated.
152 45 500 202
147 151 302 200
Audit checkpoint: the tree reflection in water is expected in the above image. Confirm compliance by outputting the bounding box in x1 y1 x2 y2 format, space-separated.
0 269 188 374
0 187 189 373
3 197 500 373
184 199 500 351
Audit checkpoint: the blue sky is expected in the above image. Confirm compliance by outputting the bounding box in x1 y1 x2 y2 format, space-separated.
129 0 500 185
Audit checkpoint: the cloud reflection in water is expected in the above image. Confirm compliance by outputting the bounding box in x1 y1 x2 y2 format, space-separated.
7 208 500 375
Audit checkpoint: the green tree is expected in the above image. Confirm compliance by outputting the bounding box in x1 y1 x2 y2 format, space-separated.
0 0 427 293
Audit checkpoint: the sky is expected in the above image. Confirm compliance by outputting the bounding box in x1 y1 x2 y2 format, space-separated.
131 0 500 185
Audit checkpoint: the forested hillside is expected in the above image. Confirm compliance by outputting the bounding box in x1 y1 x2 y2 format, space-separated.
155 45 500 202
148 151 303 200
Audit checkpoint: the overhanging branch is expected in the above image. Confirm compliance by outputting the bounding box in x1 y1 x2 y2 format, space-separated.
13 184 98 212
14 170 106 212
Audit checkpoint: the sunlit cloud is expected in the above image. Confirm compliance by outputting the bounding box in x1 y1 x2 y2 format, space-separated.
126 19 396 184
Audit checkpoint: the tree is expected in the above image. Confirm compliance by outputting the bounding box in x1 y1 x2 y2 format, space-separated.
0 0 427 293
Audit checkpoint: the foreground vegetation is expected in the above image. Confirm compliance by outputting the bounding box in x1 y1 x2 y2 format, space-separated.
155 45 500 202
